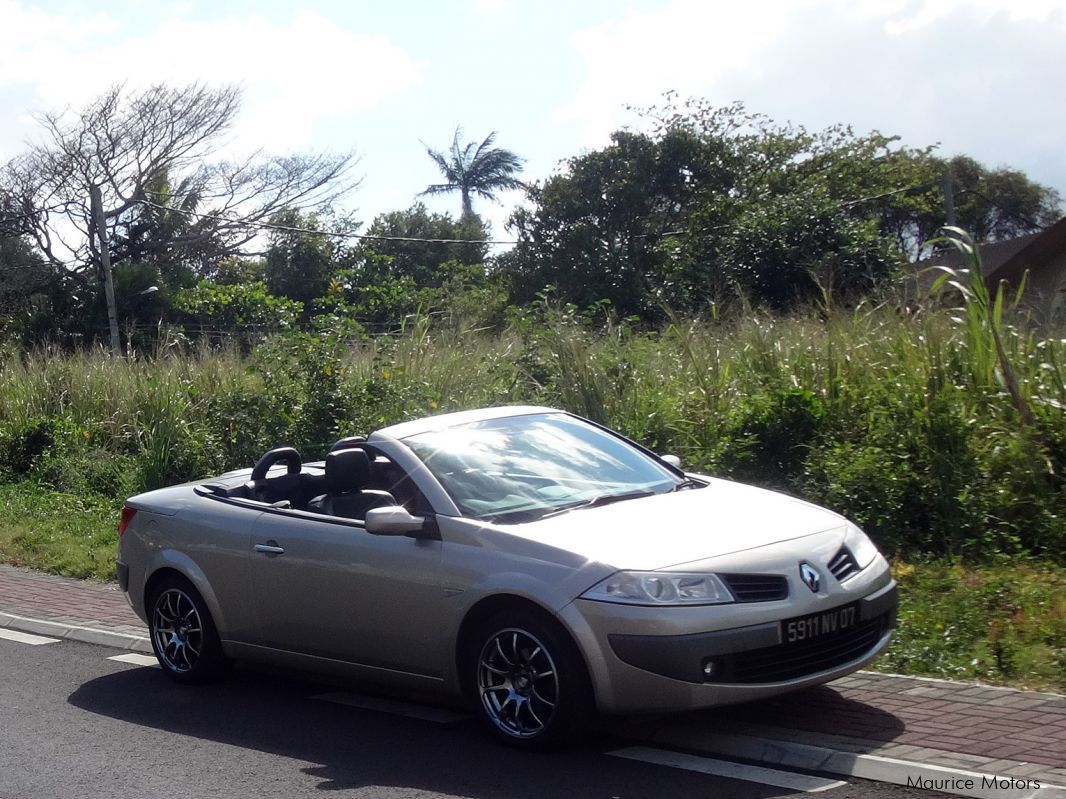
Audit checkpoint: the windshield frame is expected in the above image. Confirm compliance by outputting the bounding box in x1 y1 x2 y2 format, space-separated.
401 411 688 523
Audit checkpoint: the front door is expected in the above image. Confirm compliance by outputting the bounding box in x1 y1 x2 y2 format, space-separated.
249 509 443 677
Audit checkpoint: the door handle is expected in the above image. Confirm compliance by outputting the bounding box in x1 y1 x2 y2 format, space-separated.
254 543 285 555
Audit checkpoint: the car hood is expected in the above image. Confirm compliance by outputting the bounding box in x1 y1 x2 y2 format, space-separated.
497 478 848 571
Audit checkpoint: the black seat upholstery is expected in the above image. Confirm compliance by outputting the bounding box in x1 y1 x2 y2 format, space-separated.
307 449 397 520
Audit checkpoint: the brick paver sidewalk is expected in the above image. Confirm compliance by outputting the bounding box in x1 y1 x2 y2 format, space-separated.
1 563 1064 786
0 563 144 635
710 673 1066 780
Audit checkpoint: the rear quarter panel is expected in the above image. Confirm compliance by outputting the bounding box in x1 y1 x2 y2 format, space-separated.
121 488 262 646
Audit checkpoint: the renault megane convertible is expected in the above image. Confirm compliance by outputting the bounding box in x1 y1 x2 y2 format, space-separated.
117 405 897 748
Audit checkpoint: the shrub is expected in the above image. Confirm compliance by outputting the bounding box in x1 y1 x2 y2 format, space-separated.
0 419 58 478
721 387 826 492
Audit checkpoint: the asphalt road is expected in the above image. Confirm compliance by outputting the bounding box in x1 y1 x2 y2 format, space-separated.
0 635 948 799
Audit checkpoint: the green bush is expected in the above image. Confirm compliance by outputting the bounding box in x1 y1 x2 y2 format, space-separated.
0 418 59 477
0 301 1062 691
0 303 1062 563
34 448 138 498
721 387 826 491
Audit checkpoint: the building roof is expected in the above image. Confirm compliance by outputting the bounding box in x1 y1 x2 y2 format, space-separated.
912 215 1066 287
988 215 1066 285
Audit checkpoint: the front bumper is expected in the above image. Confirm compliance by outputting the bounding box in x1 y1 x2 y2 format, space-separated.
560 571 898 714
609 581 897 684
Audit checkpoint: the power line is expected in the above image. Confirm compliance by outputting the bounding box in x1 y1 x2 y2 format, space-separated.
2 182 1014 274
134 198 520 245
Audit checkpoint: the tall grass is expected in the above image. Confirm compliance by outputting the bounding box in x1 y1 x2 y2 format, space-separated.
2 297 1061 688
0 299 1062 561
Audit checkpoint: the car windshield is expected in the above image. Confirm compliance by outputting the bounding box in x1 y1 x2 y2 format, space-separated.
403 412 682 522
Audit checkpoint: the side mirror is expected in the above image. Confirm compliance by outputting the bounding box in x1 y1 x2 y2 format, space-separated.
660 454 682 469
365 506 425 536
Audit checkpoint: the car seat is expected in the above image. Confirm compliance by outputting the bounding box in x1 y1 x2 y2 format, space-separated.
307 449 398 520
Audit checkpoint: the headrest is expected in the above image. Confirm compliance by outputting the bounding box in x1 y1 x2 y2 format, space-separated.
329 435 367 452
324 448 372 494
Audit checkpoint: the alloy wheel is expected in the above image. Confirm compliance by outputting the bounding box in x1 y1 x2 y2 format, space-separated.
151 588 204 674
477 627 560 739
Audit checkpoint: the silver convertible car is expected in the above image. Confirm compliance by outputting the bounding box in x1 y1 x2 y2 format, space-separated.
117 406 897 748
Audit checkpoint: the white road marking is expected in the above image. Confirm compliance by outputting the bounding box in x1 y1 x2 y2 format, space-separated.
0 628 60 646
107 653 159 667
312 691 470 724
608 746 847 793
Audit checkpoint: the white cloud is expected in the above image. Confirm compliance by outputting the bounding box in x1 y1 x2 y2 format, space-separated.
0 4 423 155
478 186 526 243
552 0 802 145
469 0 514 15
883 0 1066 33
555 0 1066 195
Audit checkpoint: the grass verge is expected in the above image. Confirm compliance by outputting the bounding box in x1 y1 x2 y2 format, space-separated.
873 559 1065 692
0 482 119 580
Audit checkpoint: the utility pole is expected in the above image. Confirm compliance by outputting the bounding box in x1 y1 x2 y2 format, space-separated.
90 185 121 357
940 167 957 228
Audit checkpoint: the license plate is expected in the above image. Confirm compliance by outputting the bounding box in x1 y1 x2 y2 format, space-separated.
783 602 859 644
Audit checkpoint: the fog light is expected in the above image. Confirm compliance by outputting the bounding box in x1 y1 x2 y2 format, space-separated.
702 659 716 679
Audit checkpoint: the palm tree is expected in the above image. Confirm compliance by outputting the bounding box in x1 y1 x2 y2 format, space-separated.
421 128 524 221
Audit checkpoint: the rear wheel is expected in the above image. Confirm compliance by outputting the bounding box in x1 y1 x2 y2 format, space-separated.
470 609 592 749
148 576 226 684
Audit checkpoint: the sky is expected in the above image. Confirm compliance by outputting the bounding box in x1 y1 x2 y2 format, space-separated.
1 0 1064 247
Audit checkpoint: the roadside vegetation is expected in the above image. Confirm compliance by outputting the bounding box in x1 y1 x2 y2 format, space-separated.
0 84 1063 690
880 560 1064 691
0 292 1063 690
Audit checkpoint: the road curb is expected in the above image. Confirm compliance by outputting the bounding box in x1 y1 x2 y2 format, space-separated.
651 728 1066 799
0 611 152 654
860 669 1066 699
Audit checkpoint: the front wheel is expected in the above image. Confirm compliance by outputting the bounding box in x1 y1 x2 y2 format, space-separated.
148 576 226 684
471 609 592 749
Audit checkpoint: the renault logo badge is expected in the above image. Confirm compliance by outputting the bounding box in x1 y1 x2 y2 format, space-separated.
800 563 821 593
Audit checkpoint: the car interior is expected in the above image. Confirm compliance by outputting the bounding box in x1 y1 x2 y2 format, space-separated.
199 437 427 521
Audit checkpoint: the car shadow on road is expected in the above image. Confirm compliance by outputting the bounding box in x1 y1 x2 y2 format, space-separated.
68 665 788 798
686 684 907 746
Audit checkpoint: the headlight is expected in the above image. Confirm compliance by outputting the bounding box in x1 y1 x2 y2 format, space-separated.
580 571 734 606
845 525 881 569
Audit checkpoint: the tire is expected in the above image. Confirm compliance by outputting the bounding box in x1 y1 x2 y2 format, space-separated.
148 575 226 685
469 608 592 749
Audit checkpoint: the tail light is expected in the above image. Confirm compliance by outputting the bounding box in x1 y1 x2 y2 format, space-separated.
118 506 137 536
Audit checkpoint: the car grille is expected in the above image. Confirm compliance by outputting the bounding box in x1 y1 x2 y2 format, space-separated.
705 613 888 684
720 574 789 602
828 546 860 582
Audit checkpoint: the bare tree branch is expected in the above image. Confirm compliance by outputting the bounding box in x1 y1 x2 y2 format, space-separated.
2 82 358 282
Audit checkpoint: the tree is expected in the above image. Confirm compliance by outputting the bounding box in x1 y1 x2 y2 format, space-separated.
172 280 302 333
108 168 218 290
874 154 1062 259
420 128 524 221
314 204 491 328
263 208 356 309
1 83 355 339
0 232 68 341
505 98 1060 317
356 202 488 287
505 128 705 315
505 108 898 315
